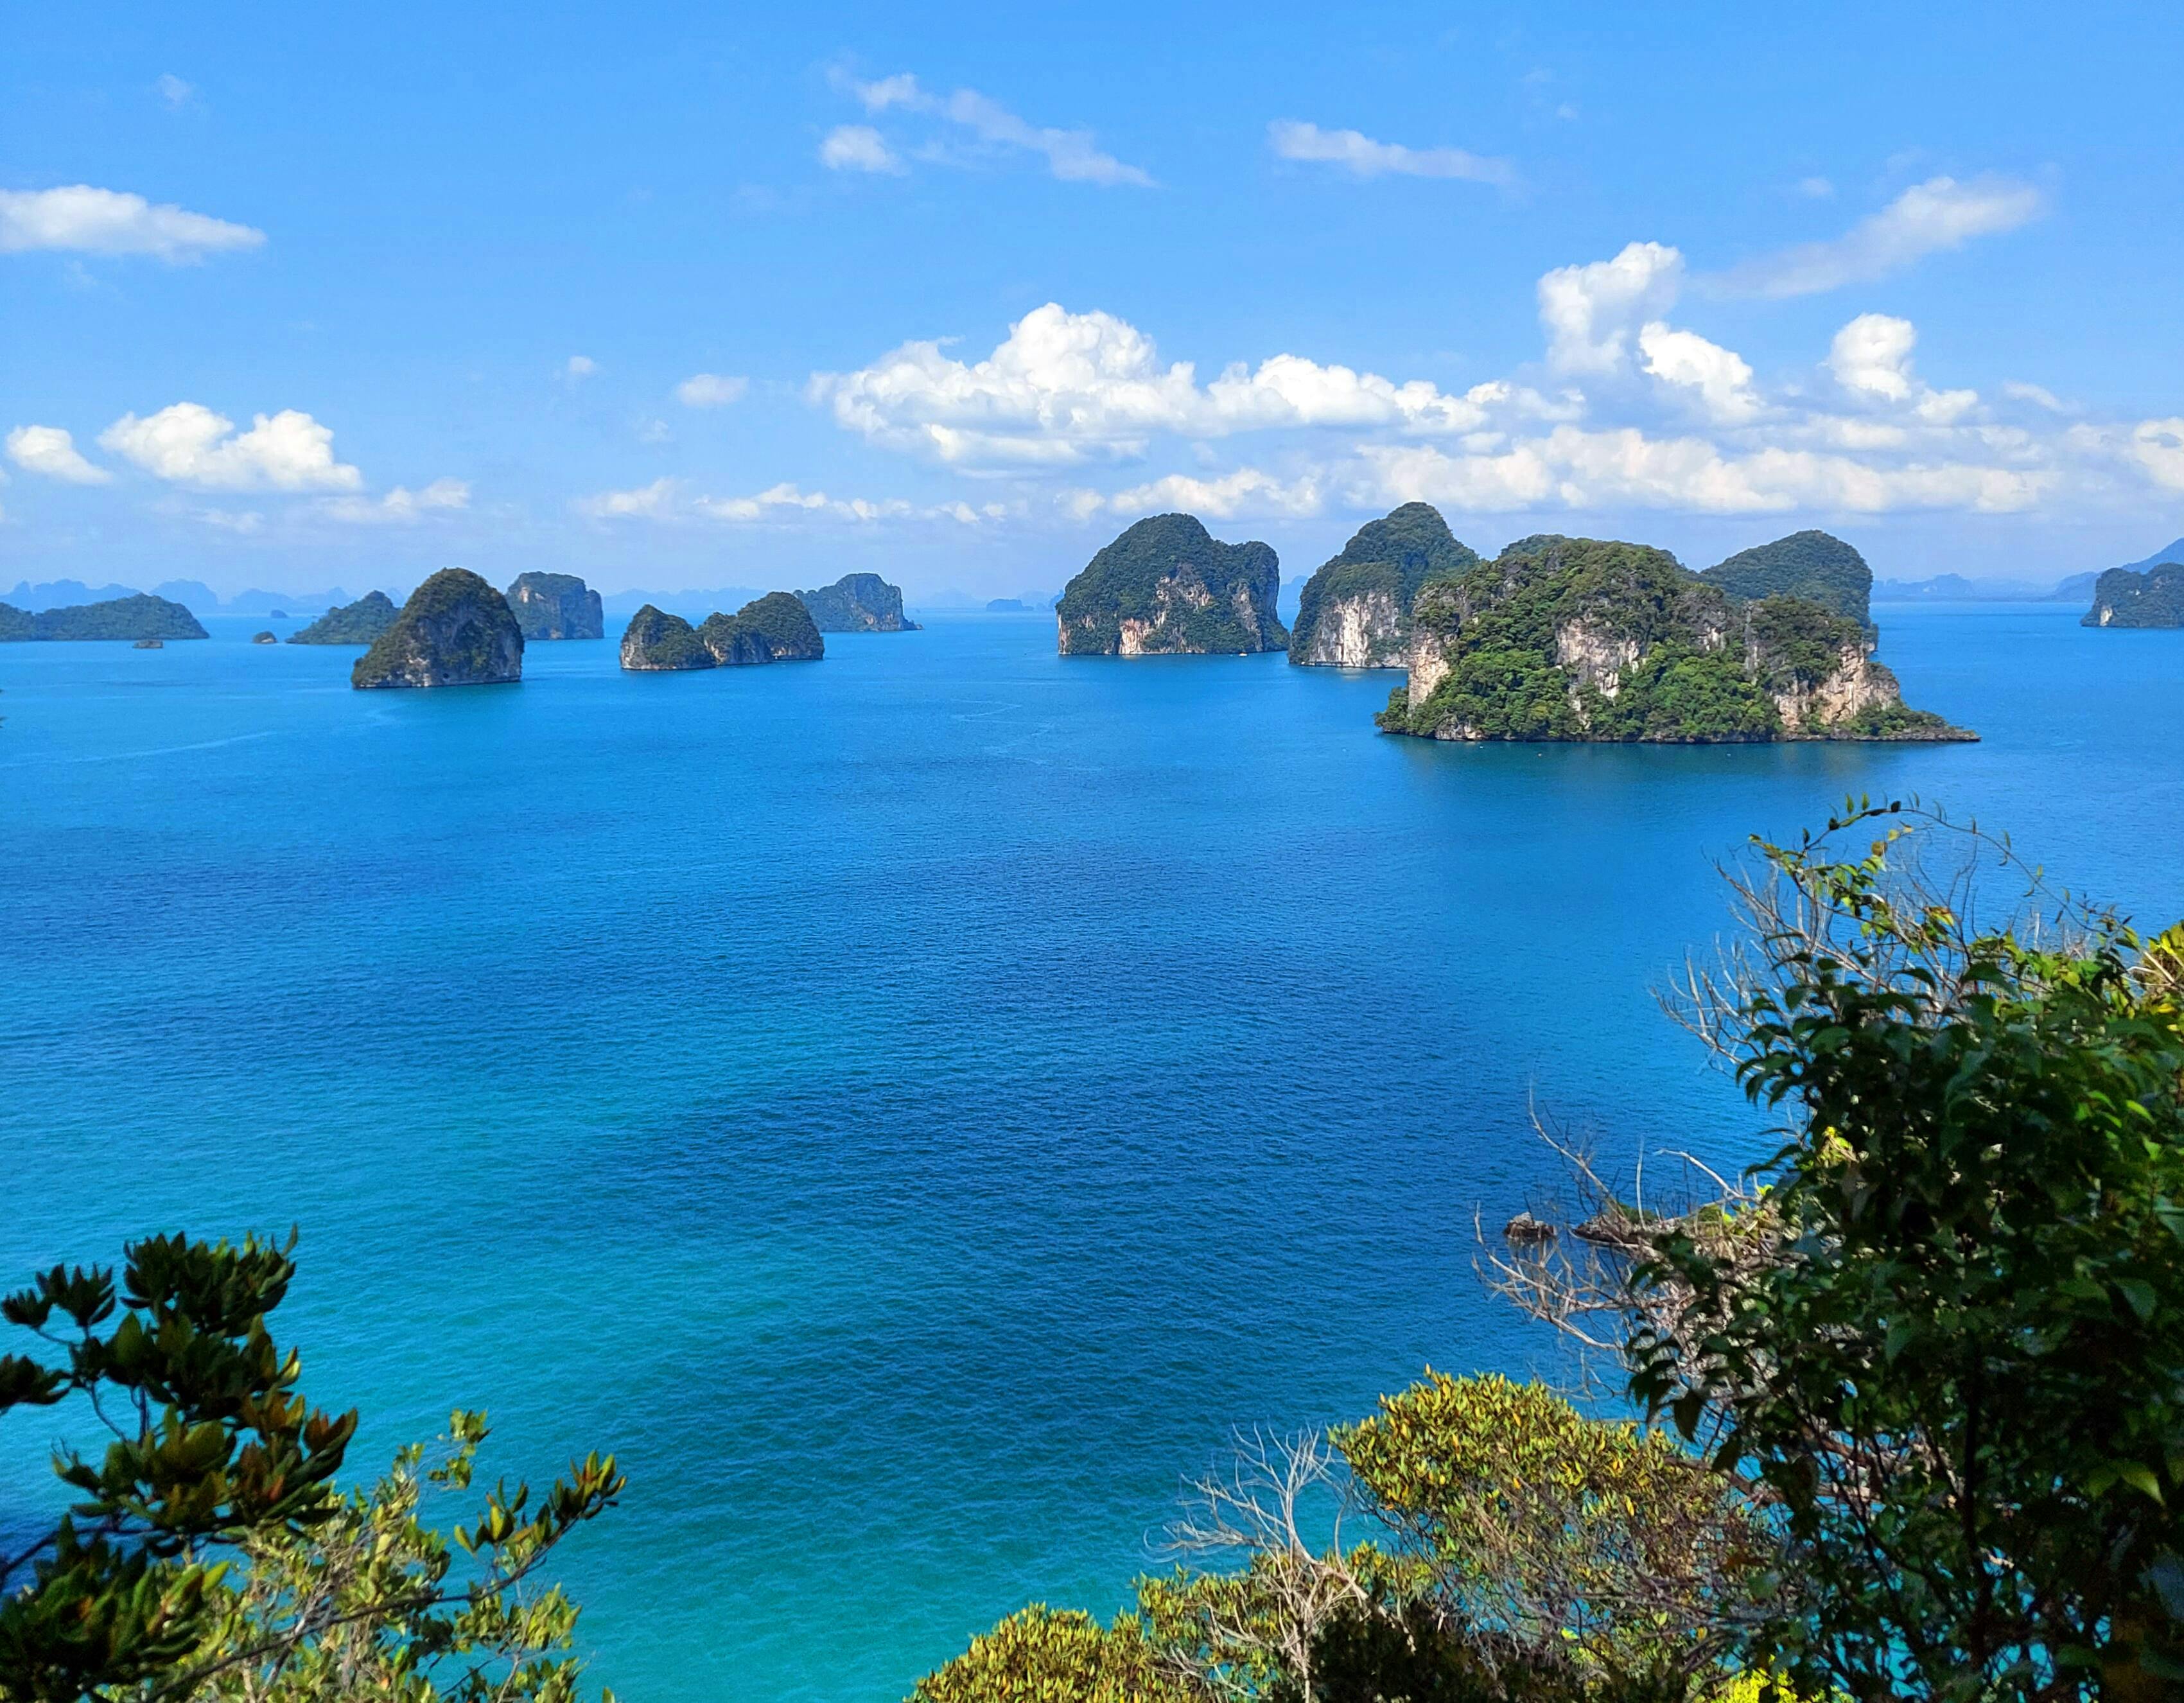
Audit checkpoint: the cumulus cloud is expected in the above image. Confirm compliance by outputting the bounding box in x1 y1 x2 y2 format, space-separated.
1081 467 1325 520
98 403 362 490
819 125 903 173
837 73 1152 187
2129 419 2184 492
1266 121 1513 187
579 473 1000 525
1716 174 2046 298
322 478 469 523
0 185 264 262
676 372 748 408
810 302 1555 466
1637 323 1759 423
1828 313 1978 422
6 424 110 484
1537 242 1685 374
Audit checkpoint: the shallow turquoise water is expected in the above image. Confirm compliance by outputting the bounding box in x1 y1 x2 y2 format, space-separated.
1 604 2177 1700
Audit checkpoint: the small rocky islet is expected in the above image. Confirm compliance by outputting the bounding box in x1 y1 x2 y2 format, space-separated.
351 569 524 690
620 591 825 671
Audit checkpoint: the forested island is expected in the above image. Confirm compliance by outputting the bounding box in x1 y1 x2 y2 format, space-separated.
0 593 208 642
506 572 604 640
2084 561 2184 627
1289 502 1481 667
289 591 398 645
1377 533 1968 742
620 591 826 670
351 570 523 689
1056 513 1288 655
795 572 920 632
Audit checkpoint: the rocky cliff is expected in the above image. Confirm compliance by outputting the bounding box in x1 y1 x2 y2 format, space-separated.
1378 534 1970 744
1700 529 1873 626
290 591 398 645
1056 514 1288 656
1288 503 1480 668
620 593 826 671
507 572 604 640
0 594 209 642
351 570 523 689
2084 562 2184 627
796 573 920 632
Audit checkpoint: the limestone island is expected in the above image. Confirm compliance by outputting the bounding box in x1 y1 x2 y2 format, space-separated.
1056 514 1288 656
796 573 920 632
507 572 604 640
1289 503 1481 668
1376 534 1972 744
2084 561 2184 627
620 591 826 670
290 591 398 645
0 594 209 643
351 569 524 689
252 631 277 645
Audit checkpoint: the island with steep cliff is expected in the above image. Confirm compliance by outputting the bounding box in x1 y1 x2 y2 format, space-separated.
2083 562 2184 627
620 592 826 671
0 594 209 642
351 570 523 689
1056 514 1288 656
290 591 398 645
1289 503 1480 668
507 572 604 640
796 573 920 633
1376 534 1970 744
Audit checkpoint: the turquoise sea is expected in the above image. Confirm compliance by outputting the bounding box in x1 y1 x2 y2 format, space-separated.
2 602 2178 1700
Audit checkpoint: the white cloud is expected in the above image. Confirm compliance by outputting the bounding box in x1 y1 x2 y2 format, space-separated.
6 424 111 484
819 125 903 174
99 403 362 490
576 476 678 518
1537 242 1685 374
2002 380 2070 412
1795 177 1835 200
1827 313 1977 422
564 355 597 380
2130 419 2184 492
578 474 998 526
0 185 264 263
322 478 470 523
191 507 264 533
676 372 748 408
156 74 195 110
837 73 1152 187
1638 323 1759 423
1266 121 1513 188
1717 174 2046 298
811 302 1548 466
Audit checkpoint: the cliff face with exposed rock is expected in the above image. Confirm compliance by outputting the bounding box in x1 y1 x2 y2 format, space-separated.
1289 503 1480 668
2084 563 2184 627
1056 514 1287 656
1378 534 1970 744
507 573 604 640
351 570 523 689
796 573 920 633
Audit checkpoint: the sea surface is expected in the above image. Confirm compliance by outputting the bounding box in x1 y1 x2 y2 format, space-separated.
1 602 2177 1700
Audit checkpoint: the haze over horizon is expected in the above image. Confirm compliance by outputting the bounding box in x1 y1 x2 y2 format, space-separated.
6 3 2183 602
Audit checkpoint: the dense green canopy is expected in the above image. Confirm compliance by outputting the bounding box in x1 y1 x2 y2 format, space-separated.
1057 512 1288 654
1289 502 1480 665
2084 560 2184 626
0 594 209 642
288 591 398 645
1700 530 1873 625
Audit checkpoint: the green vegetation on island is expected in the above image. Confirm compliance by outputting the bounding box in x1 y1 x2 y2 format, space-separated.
1699 528 1874 625
506 572 605 640
1057 513 1288 655
1289 501 1481 667
0 593 209 642
288 591 399 645
795 572 920 632
351 569 524 689
619 592 825 670
2083 561 2184 627
1376 534 1970 743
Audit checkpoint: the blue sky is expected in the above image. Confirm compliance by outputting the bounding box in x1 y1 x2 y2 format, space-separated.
5 2 2182 600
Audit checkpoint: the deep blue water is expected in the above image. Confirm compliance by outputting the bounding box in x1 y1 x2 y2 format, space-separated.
1 602 2177 1700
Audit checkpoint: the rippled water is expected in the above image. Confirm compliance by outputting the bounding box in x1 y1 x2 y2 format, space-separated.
1 604 2176 1700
